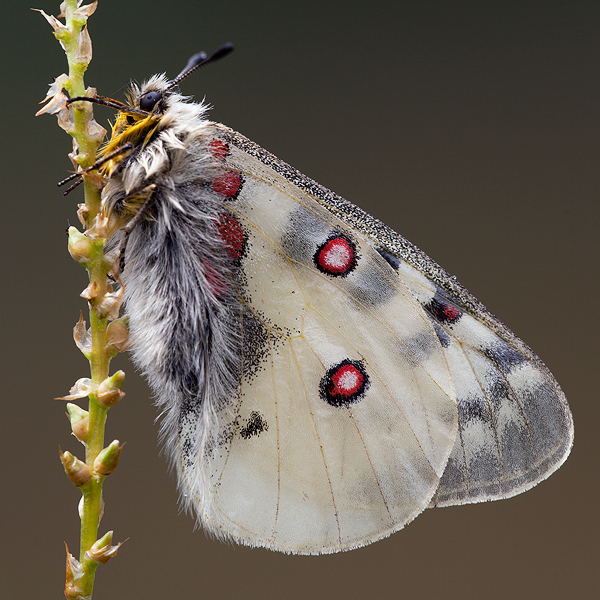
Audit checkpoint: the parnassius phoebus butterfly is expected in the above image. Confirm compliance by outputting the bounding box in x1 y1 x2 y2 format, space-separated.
70 46 573 554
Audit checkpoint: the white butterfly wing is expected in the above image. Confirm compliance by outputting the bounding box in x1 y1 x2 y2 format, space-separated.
174 124 572 554
100 78 571 556
211 125 572 512
184 130 457 553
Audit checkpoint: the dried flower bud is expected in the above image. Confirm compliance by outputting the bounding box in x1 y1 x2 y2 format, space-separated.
77 203 89 228
67 226 92 264
73 314 92 358
33 8 67 34
85 531 124 565
35 73 69 116
66 403 89 444
93 440 123 477
96 371 125 407
87 211 110 239
56 377 94 401
106 317 130 356
96 288 124 320
77 25 93 66
60 449 91 487
80 281 99 301
64 544 85 600
73 1 99 21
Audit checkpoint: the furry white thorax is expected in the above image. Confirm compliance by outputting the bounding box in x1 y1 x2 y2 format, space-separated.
100 76 244 521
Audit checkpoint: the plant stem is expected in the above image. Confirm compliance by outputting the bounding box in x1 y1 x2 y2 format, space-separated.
44 1 122 597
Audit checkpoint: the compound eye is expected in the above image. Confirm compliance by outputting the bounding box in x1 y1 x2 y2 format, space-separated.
139 90 162 111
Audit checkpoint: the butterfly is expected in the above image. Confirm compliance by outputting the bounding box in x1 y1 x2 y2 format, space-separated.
67 46 573 554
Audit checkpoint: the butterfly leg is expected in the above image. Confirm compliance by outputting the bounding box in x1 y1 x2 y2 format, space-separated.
118 183 157 273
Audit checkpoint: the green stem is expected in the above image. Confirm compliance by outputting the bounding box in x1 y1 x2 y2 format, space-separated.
79 242 111 594
60 1 114 596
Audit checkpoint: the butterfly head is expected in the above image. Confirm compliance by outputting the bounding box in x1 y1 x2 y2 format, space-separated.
65 44 234 179
100 76 182 169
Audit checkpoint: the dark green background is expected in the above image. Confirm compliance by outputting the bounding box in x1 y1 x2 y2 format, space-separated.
3 1 598 598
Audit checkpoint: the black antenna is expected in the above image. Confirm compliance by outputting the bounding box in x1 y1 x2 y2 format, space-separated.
167 43 234 89
174 51 207 80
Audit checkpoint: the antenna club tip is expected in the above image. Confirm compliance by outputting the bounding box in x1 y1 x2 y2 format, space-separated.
168 42 235 88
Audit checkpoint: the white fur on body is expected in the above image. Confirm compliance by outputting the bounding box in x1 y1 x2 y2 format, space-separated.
101 78 243 528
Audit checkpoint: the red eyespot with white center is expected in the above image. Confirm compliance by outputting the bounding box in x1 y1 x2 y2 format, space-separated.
319 359 370 407
314 235 357 277
213 171 244 199
209 139 230 161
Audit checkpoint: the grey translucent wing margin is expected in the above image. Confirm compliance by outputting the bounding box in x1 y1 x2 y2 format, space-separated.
215 123 573 506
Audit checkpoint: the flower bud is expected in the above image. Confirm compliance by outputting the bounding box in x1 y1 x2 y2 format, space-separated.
96 371 125 407
85 531 124 565
67 226 91 264
66 403 89 444
60 449 91 487
93 440 123 477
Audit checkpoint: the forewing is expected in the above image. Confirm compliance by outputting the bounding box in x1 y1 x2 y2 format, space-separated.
215 124 573 510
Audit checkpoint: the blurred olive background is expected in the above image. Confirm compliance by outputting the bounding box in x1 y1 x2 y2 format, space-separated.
2 1 598 598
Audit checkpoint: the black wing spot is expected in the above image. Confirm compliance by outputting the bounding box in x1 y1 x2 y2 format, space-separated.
432 321 452 348
482 341 528 372
239 411 269 439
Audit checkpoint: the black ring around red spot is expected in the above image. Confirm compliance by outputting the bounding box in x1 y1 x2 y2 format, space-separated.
319 359 370 407
213 171 244 199
314 235 357 277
